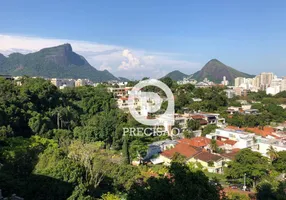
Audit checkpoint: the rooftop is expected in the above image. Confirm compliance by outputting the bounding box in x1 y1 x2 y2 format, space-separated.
150 139 178 147
226 126 276 138
194 152 222 162
178 137 224 147
221 149 240 160
161 143 201 159
223 139 237 146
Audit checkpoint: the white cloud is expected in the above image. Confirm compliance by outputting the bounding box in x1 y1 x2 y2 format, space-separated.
118 49 142 70
0 34 201 79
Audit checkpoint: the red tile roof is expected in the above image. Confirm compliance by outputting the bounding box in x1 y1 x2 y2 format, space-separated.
161 143 201 159
179 137 224 147
226 126 275 138
199 119 208 125
223 139 237 146
191 115 205 119
221 149 240 160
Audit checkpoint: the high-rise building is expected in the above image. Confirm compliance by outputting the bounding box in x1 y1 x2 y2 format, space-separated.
234 77 245 87
253 75 261 88
221 76 229 86
281 77 286 92
260 72 274 89
50 78 75 88
252 72 274 90
50 78 62 87
266 76 284 95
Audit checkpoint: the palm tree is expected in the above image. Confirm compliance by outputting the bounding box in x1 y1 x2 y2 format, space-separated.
267 145 279 163
210 139 218 153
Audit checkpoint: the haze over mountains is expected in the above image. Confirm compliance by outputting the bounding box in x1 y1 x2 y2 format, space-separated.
163 59 254 84
0 44 119 82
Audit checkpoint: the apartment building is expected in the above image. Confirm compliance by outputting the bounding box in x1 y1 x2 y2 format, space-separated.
50 78 75 88
75 79 93 87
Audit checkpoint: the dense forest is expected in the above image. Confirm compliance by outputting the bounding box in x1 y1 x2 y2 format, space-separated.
0 77 225 199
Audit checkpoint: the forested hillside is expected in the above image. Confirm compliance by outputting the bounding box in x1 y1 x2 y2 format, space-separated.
0 77 224 199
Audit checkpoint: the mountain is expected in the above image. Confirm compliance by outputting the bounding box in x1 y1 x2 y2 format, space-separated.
192 59 254 83
162 70 189 81
0 53 6 65
118 77 130 82
0 44 118 82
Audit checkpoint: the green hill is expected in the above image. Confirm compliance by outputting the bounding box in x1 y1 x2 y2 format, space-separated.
192 59 254 83
162 70 189 81
118 77 130 82
0 44 118 82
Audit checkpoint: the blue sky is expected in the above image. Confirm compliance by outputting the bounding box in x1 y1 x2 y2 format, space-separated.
0 0 286 79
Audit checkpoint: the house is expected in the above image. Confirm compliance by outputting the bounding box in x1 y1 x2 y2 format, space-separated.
174 112 226 129
206 128 256 150
221 139 237 153
244 109 259 115
158 143 202 165
221 149 240 163
227 105 252 114
252 138 286 157
200 113 226 127
226 109 239 115
189 152 224 173
174 114 208 129
107 87 133 97
156 139 225 174
117 97 129 111
191 114 209 125
178 137 224 152
226 126 278 138
145 140 178 160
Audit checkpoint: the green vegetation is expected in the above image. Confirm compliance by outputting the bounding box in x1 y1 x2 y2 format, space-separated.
0 77 228 199
225 149 269 188
202 124 217 137
0 76 285 199
227 92 286 127
127 162 224 200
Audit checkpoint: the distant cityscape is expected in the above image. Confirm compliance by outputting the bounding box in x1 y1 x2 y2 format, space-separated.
178 72 286 97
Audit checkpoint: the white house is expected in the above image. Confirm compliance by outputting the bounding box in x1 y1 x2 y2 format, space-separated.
206 129 256 150
145 140 178 160
252 138 286 157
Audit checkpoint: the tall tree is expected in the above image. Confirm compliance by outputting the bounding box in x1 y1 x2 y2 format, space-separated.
210 139 219 153
122 136 130 164
225 149 269 188
267 146 279 163
272 151 286 173
127 162 222 200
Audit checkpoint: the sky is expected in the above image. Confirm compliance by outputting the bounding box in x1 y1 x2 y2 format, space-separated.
0 0 286 79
